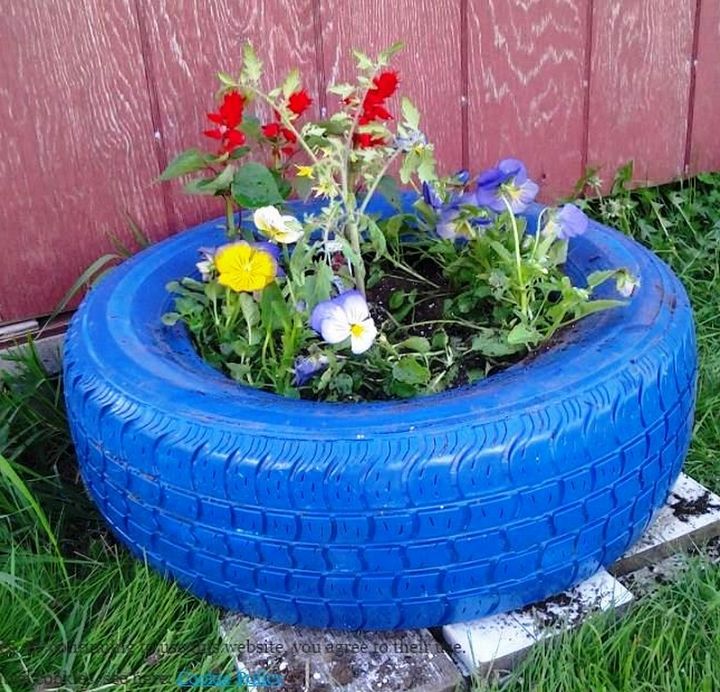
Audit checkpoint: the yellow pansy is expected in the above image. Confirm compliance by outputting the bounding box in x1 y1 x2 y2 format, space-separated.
215 241 277 293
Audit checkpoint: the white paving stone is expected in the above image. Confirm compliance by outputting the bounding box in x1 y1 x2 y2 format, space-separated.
442 569 633 675
612 473 720 575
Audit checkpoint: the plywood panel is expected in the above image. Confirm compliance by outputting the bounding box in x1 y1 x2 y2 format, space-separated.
141 0 320 229
466 0 589 201
587 0 694 186
689 0 720 173
319 0 463 174
0 1 168 322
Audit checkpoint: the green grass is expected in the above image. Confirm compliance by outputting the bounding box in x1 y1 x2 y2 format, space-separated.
0 348 236 691
476 560 720 691
1 167 720 691
477 167 720 691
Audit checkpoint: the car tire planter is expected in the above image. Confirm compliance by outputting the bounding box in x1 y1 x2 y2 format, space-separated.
64 200 697 630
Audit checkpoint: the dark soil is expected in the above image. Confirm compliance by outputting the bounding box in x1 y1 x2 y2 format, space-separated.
518 592 574 629
670 491 720 522
366 257 448 336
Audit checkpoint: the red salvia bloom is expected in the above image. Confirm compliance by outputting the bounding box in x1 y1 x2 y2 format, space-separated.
356 70 399 131
372 71 399 99
261 122 281 138
260 85 311 158
203 91 246 154
287 89 312 116
262 122 298 156
354 132 386 148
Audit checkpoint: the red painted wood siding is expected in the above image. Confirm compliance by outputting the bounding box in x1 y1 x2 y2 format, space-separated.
1 0 718 322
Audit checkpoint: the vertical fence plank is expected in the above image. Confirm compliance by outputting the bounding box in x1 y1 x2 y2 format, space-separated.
0 1 167 323
319 0 463 173
466 0 589 200
587 1 694 186
689 0 720 174
140 0 320 230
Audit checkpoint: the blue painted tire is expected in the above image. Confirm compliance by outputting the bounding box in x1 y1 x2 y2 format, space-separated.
64 201 697 630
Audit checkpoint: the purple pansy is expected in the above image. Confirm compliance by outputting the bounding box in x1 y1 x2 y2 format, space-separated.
292 354 329 385
422 177 490 241
542 203 589 241
475 158 539 214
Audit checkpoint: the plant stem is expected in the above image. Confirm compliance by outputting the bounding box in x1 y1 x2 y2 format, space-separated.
225 196 237 239
358 149 402 217
247 86 319 164
348 216 366 296
502 196 529 320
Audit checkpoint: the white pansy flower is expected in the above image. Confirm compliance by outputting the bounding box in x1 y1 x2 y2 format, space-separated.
310 290 378 354
253 206 304 244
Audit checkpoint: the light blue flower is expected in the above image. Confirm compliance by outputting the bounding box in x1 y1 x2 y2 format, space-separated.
475 158 539 213
422 176 490 241
542 203 589 240
394 130 427 152
293 354 329 385
310 290 377 354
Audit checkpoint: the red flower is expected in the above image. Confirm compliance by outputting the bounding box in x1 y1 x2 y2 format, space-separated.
354 132 386 148
356 70 399 129
359 91 393 125
204 91 246 154
261 122 281 138
287 89 312 116
372 71 399 99
262 122 298 156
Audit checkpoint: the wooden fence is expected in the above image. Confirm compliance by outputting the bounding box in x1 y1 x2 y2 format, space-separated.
1 0 719 322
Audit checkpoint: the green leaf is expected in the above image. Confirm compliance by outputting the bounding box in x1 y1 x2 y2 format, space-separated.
204 282 224 301
507 323 541 346
242 42 262 83
352 50 374 70
365 219 387 258
377 176 401 208
260 281 291 331
281 68 300 98
161 312 181 326
586 269 619 289
379 41 405 63
392 357 430 385
488 240 515 265
431 331 448 350
231 162 283 209
575 299 626 317
399 149 419 184
217 71 238 88
471 331 524 357
327 83 356 99
416 148 437 183
238 293 260 327
159 149 210 180
184 164 236 195
389 290 407 310
399 336 431 354
401 97 420 129
240 116 263 140
227 362 252 382
306 262 334 306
